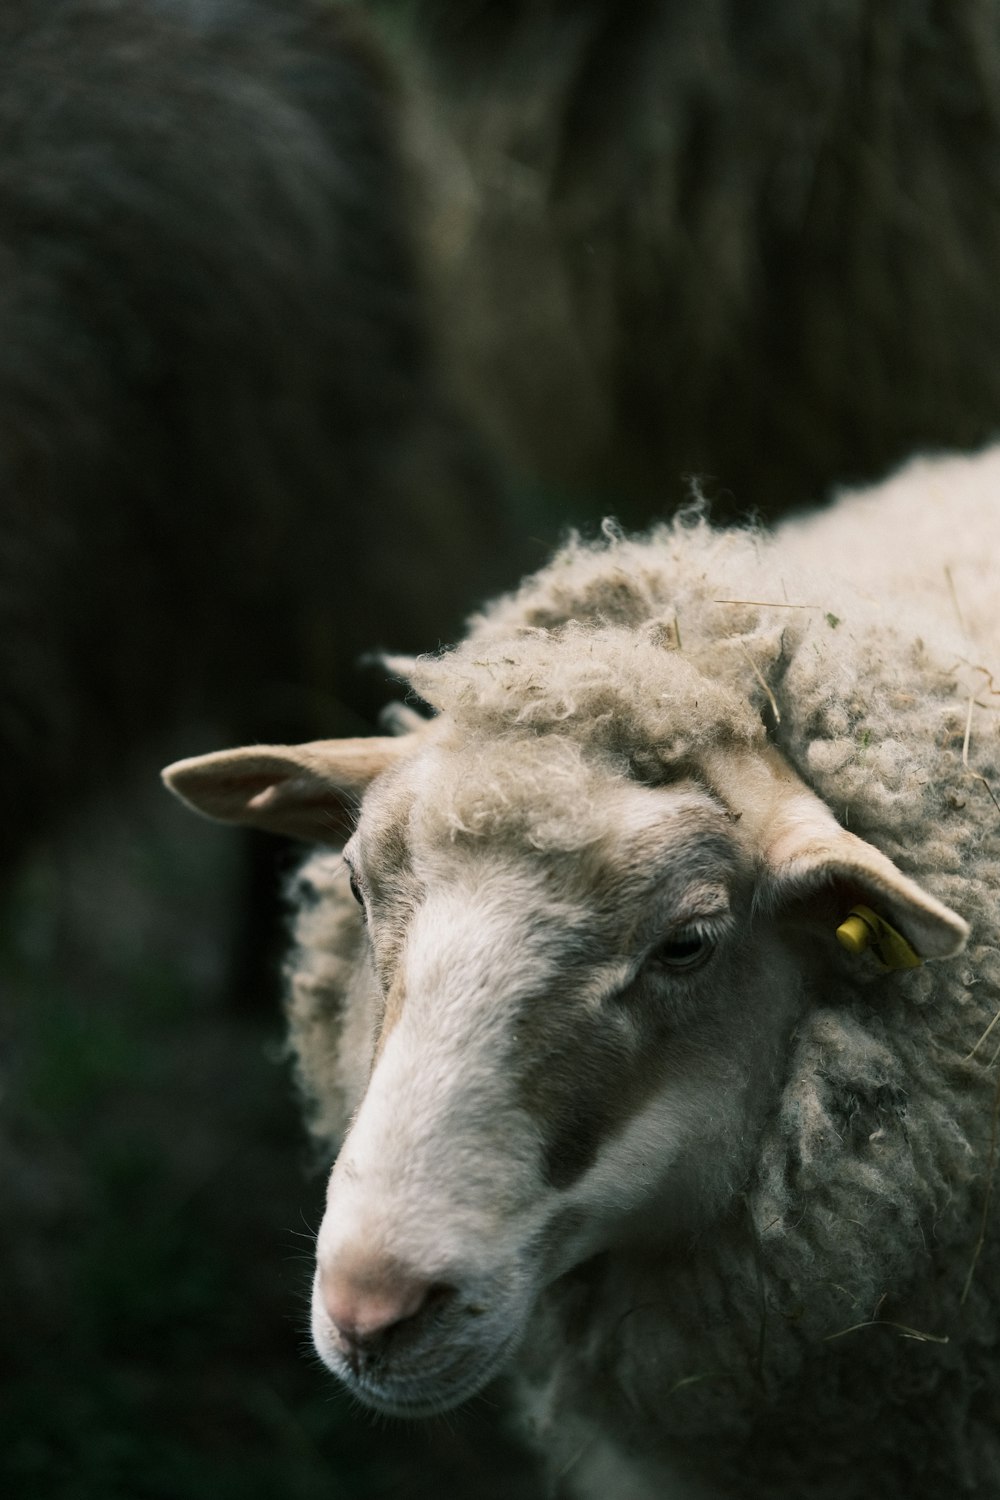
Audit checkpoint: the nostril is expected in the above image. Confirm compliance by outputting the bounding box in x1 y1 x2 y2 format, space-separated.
320 1262 453 1349
423 1281 455 1319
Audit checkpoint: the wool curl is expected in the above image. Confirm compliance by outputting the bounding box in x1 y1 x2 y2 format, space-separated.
286 447 1000 1498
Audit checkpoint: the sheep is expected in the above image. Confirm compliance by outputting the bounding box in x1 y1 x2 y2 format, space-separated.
164 442 1000 1496
399 0 1000 513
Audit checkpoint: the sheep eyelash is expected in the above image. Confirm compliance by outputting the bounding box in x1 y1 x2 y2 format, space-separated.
341 855 369 920
658 912 733 948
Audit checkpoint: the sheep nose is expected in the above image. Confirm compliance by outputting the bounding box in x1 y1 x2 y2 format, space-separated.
319 1258 446 1350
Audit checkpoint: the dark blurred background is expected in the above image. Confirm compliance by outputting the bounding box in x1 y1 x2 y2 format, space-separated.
5 1 1000 1494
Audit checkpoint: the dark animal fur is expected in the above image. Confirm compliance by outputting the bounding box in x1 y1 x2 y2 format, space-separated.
0 0 511 872
402 0 1000 511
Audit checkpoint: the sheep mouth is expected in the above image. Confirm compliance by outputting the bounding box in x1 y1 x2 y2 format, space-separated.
312 1290 527 1417
327 1327 523 1417
347 1338 521 1416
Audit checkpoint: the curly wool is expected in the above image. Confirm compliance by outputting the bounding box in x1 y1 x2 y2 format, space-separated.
287 446 1000 1497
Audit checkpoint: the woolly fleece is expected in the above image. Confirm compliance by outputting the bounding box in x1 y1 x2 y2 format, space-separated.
286 445 1000 1498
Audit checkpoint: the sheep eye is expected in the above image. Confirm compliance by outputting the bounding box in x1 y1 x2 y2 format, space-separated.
648 932 713 972
347 871 366 913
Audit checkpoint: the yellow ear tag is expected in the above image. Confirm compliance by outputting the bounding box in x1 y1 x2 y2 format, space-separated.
835 904 923 971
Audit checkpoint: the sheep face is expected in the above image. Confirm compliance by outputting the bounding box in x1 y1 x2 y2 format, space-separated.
307 747 805 1414
163 725 967 1418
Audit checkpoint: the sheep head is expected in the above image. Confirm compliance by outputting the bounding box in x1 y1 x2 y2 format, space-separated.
163 711 968 1418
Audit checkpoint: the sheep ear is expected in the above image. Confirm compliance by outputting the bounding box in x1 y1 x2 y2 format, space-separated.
760 791 968 964
161 737 409 844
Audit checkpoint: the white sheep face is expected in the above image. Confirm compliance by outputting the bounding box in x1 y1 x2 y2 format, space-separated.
162 724 967 1418
310 748 801 1413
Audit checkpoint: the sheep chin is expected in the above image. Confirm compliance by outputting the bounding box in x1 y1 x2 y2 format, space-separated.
316 1318 526 1417
344 1328 525 1419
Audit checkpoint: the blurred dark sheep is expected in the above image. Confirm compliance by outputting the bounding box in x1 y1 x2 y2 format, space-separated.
404 0 1000 508
0 0 511 876
5 0 1000 875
